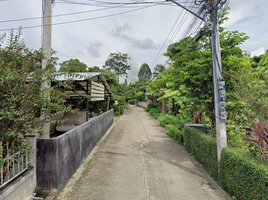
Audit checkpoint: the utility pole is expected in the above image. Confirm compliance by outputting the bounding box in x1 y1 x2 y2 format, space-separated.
40 0 52 138
166 0 228 161
210 0 227 161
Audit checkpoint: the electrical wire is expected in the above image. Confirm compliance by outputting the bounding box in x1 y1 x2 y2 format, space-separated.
151 0 193 69
0 4 156 32
154 1 207 68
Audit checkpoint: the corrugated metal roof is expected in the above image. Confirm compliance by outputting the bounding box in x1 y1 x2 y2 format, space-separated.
53 72 114 98
54 72 102 81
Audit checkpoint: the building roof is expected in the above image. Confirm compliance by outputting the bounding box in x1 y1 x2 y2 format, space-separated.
54 72 114 99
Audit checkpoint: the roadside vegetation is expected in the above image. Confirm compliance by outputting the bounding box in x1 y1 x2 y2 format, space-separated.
131 8 268 200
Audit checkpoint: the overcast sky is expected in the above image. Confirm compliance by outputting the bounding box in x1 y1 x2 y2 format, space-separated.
0 0 267 83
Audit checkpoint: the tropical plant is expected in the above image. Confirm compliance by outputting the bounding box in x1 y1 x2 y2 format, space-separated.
246 120 268 162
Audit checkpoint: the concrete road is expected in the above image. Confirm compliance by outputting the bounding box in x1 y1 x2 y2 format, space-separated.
67 105 231 200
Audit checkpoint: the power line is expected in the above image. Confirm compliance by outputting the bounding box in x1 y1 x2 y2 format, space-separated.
152 0 195 68
0 5 123 23
0 4 156 32
152 0 206 69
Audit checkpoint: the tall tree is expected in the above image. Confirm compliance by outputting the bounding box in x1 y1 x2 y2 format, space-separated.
152 64 165 79
124 78 128 86
103 52 131 79
138 63 152 80
59 58 87 72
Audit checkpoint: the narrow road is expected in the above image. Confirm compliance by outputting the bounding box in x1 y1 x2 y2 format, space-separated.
68 105 231 200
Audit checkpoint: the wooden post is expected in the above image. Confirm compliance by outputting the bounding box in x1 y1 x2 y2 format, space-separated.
107 97 110 111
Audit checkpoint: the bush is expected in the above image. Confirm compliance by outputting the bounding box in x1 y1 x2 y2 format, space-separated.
165 125 184 144
120 105 125 115
114 111 119 116
219 147 268 200
184 127 218 180
157 114 187 130
135 92 145 101
111 105 119 112
128 100 134 105
149 108 161 118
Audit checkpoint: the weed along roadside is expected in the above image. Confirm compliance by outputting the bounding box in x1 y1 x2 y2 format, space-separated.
145 104 268 200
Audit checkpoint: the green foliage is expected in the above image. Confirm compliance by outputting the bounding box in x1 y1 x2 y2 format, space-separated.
111 105 119 112
59 58 87 72
148 108 161 119
165 125 183 144
0 29 73 165
135 92 145 101
114 111 120 116
145 104 268 199
157 114 179 128
103 52 131 79
128 100 134 105
152 64 165 79
120 105 125 115
138 63 152 80
231 68 268 126
184 127 218 180
219 147 268 200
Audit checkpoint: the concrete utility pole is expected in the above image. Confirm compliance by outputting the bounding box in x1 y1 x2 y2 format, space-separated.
210 0 227 161
166 0 228 161
40 0 52 138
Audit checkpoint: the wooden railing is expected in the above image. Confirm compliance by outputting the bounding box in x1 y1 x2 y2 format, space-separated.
0 141 29 189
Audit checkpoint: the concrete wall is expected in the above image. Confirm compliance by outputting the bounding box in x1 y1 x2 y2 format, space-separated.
135 100 151 108
1 171 35 200
36 109 114 194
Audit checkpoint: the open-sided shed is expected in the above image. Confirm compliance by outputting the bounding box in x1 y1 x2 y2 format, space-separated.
54 72 114 121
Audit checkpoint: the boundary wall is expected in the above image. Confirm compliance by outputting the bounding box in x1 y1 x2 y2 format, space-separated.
36 109 114 194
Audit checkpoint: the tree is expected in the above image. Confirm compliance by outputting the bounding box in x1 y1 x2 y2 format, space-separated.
152 64 165 79
103 52 131 79
124 78 128 87
138 63 152 80
88 66 101 72
34 48 59 71
147 7 251 124
0 29 73 167
59 58 87 72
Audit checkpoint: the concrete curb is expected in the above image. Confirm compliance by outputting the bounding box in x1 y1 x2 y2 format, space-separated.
55 121 117 200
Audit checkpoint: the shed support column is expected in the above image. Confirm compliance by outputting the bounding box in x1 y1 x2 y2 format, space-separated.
86 80 89 121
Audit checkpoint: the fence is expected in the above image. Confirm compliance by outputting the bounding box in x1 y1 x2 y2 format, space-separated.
37 109 114 194
0 141 30 189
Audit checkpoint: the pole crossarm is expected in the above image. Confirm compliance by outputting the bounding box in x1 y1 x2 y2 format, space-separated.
166 0 206 22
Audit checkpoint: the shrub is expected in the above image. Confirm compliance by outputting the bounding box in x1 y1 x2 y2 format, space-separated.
135 92 145 101
165 125 184 144
219 147 268 200
128 100 134 105
111 105 119 112
114 111 120 116
120 105 125 115
149 108 161 118
157 114 187 130
184 127 218 180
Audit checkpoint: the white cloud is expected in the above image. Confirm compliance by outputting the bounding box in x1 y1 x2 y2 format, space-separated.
251 46 266 57
1 0 267 83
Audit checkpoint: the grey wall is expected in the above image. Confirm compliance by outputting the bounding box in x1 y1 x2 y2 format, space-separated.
36 109 114 194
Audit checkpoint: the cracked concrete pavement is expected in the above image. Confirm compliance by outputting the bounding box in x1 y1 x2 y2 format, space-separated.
67 105 231 200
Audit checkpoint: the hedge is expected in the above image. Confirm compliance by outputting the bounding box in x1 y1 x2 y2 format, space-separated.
128 100 134 105
184 127 219 180
219 147 268 200
165 125 184 144
146 108 268 199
